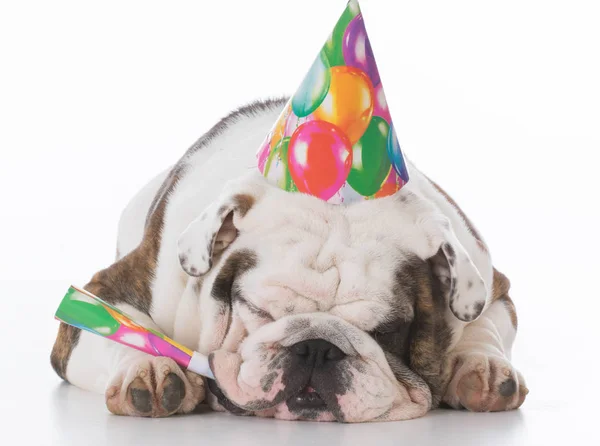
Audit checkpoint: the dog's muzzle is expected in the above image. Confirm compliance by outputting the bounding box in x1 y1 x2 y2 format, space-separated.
207 313 431 422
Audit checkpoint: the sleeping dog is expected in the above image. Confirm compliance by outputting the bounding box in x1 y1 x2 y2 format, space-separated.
51 98 527 422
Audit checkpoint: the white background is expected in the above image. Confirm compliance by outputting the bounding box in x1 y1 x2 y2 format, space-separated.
1 1 599 444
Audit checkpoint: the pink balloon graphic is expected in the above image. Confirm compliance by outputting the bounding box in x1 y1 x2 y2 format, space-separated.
342 14 381 87
257 134 271 174
288 120 352 201
373 83 391 124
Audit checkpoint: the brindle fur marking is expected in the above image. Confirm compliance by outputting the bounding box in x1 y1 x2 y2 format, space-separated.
491 268 518 329
384 257 453 407
50 164 185 381
50 99 285 381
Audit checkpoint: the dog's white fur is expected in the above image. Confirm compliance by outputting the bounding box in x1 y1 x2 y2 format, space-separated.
63 102 525 421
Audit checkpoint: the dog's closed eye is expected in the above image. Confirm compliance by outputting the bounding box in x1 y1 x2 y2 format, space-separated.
370 318 412 362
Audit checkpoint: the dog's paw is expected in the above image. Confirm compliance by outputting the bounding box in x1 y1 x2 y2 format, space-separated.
443 352 528 412
105 356 205 417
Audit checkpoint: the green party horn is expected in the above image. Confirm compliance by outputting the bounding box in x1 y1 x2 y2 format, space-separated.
55 286 214 379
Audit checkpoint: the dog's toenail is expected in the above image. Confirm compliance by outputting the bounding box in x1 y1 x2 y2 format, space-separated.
499 378 517 397
162 373 185 413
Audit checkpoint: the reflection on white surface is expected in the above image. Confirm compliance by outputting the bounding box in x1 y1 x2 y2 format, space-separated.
1 280 596 446
45 383 528 446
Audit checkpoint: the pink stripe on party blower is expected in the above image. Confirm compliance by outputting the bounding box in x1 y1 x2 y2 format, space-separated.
55 285 214 379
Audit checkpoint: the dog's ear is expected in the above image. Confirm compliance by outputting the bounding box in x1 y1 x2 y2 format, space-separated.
177 174 267 277
394 191 489 322
426 224 488 322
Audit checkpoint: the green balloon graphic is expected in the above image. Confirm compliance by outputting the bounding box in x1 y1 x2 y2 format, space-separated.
347 116 392 196
56 290 120 336
322 1 360 67
264 137 296 192
292 51 331 117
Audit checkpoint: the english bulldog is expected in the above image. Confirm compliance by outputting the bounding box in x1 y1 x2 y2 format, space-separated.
51 98 527 422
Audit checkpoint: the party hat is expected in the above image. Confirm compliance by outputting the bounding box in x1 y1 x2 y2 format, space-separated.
257 0 409 204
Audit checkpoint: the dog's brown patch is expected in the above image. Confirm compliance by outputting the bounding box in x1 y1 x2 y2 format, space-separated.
405 258 454 407
491 268 518 329
50 165 185 382
50 99 286 382
50 323 81 380
211 249 258 304
232 194 256 218
85 163 187 312
492 268 511 299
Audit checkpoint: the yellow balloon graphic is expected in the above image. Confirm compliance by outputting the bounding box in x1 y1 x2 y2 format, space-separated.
313 66 374 145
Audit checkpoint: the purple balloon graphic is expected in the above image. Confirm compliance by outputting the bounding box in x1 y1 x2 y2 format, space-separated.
342 14 381 87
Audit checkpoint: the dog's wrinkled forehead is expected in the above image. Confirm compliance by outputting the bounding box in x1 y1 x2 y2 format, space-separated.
178 174 488 331
224 190 419 330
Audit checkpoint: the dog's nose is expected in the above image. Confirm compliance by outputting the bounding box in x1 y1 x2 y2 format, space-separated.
291 339 346 367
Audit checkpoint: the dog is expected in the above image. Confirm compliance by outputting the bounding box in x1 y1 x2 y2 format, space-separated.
51 98 527 422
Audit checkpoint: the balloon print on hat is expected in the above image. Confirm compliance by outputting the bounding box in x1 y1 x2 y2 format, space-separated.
288 120 352 200
373 83 391 124
270 105 291 149
256 0 409 203
323 0 360 67
292 51 331 118
313 66 374 145
374 169 404 199
257 134 271 174
342 14 380 87
347 116 391 196
264 137 296 192
387 124 409 182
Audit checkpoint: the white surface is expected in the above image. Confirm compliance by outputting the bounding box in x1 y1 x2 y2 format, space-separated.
1 0 599 444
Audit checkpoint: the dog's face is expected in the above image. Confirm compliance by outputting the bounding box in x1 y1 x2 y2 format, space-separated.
177 175 487 422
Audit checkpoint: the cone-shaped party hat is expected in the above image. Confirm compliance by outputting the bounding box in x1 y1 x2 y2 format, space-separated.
257 0 408 204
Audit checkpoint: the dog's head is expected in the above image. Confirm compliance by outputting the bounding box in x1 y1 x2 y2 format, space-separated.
177 173 488 422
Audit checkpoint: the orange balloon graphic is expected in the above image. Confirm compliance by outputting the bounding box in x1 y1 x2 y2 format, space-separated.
313 66 374 145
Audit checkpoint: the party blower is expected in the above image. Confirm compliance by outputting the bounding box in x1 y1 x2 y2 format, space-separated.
55 286 215 379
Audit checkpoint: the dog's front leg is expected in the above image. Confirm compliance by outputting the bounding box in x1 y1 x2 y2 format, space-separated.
442 273 528 411
53 303 205 417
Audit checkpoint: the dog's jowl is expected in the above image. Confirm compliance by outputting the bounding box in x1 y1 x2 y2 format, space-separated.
51 99 527 421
